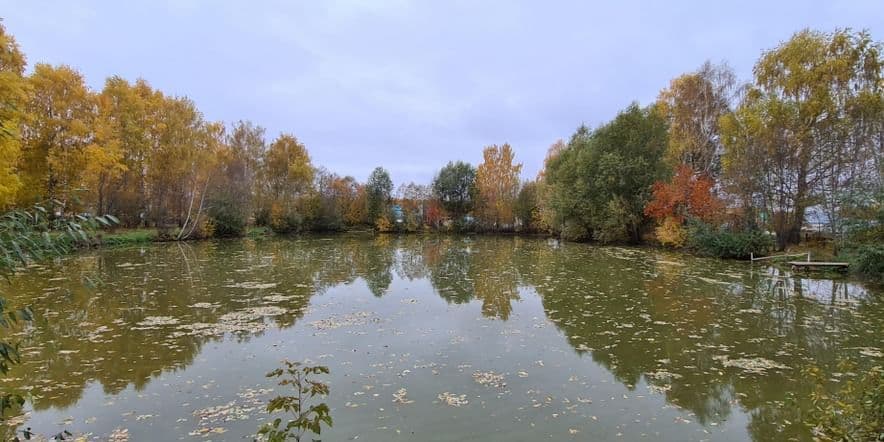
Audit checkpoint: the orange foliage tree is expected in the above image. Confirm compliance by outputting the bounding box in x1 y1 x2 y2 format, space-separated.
424 200 445 229
645 165 724 246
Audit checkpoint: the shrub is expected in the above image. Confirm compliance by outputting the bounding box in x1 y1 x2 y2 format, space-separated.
451 216 477 234
560 221 589 241
247 226 271 238
843 244 884 282
254 207 271 227
686 220 773 259
655 216 687 247
156 228 176 242
593 198 634 243
310 211 343 232
269 204 306 234
403 210 421 233
194 217 214 239
841 200 884 281
208 198 246 237
317 216 344 232
375 214 394 233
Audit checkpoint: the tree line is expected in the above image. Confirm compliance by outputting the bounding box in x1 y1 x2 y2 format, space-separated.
0 23 881 260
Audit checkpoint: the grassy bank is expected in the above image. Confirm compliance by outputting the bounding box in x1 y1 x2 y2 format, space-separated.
98 229 158 246
96 226 274 246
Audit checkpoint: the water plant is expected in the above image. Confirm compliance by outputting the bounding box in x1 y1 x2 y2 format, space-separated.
257 361 332 442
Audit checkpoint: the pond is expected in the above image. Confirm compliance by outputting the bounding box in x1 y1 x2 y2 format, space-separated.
1 235 881 441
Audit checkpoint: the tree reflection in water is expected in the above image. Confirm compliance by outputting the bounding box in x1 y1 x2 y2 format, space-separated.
0 236 879 441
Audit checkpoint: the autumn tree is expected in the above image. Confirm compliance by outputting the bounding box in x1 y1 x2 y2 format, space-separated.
366 167 393 223
645 165 724 223
205 120 266 235
313 168 366 231
432 161 476 220
346 183 368 226
533 139 566 232
226 121 266 215
396 182 428 213
95 78 214 232
656 61 735 177
175 120 225 239
18 64 96 210
207 144 248 236
262 134 315 232
335 176 364 227
90 77 160 226
0 21 27 208
88 76 148 217
424 199 445 229
537 139 565 182
396 182 431 229
644 165 725 246
721 29 883 249
264 134 314 201
146 96 206 227
475 143 522 230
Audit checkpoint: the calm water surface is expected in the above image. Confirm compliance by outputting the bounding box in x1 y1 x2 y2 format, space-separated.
1 235 882 441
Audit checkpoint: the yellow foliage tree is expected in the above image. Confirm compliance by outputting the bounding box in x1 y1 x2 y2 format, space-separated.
80 142 127 214
264 134 314 203
721 29 883 248
345 185 368 226
475 143 522 230
655 61 735 177
0 22 27 208
261 134 315 231
93 76 157 223
534 139 566 232
147 95 205 226
19 64 96 210
655 216 688 247
375 213 394 232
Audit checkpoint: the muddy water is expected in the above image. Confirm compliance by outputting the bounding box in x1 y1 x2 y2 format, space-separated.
1 235 881 441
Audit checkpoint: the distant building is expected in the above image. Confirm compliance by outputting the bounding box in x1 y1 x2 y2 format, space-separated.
390 204 405 224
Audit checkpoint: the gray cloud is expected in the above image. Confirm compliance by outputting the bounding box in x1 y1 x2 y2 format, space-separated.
1 0 882 185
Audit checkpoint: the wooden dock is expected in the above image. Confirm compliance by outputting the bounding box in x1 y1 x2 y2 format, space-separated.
788 261 849 271
751 252 810 262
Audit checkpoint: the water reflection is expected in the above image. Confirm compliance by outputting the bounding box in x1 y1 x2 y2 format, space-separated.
1 235 880 441
752 266 866 304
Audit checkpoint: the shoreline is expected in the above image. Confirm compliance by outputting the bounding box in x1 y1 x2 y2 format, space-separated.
90 227 872 282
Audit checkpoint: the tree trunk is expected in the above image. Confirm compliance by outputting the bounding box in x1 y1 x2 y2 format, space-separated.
788 169 809 247
788 204 805 245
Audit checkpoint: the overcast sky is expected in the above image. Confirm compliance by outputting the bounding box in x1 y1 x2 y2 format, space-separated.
1 1 882 186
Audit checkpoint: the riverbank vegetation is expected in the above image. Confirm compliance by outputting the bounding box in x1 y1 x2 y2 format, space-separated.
0 22 881 277
0 202 110 429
